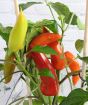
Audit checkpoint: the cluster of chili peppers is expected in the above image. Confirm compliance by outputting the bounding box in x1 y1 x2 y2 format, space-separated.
27 27 80 96
4 11 80 96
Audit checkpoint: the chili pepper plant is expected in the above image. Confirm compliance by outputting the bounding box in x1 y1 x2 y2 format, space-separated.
0 1 88 105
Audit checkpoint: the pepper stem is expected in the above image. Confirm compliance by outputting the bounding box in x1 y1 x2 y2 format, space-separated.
48 96 52 105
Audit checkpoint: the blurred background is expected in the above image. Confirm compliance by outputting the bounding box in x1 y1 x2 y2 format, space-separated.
0 0 86 105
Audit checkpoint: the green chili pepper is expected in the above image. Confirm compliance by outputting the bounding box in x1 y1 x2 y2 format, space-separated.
4 53 15 83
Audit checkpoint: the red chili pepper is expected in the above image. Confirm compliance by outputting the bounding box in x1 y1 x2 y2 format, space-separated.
31 52 59 96
64 51 75 63
72 75 80 86
48 41 66 70
29 33 62 48
69 60 80 85
64 51 80 85
27 32 62 58
27 31 61 95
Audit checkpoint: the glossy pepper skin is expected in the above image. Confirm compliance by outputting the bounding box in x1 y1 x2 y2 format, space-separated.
69 60 80 85
8 11 28 52
48 41 66 70
4 53 15 83
31 52 58 96
29 33 62 48
64 51 75 63
64 51 80 85
27 32 61 58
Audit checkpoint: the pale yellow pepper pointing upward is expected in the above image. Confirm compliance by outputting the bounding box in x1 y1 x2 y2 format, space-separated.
8 10 28 52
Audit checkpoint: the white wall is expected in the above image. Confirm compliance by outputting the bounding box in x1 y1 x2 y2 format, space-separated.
0 0 86 105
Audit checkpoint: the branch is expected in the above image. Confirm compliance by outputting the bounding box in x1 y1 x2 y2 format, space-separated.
0 71 22 83
0 59 16 65
59 71 81 85
64 13 74 31
5 73 23 105
9 95 38 105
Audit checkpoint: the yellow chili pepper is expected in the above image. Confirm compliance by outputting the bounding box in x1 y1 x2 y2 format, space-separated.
8 10 28 52
4 53 15 83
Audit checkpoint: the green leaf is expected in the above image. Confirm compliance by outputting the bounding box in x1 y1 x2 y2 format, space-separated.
75 39 84 53
27 19 58 47
50 2 84 29
19 2 42 11
65 12 77 25
56 96 66 104
28 20 34 29
26 27 42 48
4 48 8 52
39 68 54 78
33 99 42 105
58 15 65 21
30 80 39 96
33 19 58 33
42 19 58 33
15 98 25 105
60 89 88 105
23 100 29 105
50 2 70 19
26 19 58 48
31 45 57 55
77 18 85 30
86 76 88 86
0 23 12 45
78 56 88 64
65 13 84 29
0 64 3 71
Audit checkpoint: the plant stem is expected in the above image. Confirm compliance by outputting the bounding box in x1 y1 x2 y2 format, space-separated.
44 0 59 31
49 97 52 105
59 13 74 90
52 96 57 105
60 13 74 43
26 77 32 105
0 71 22 83
5 73 23 105
60 29 64 44
0 59 6 62
15 52 38 86
44 0 55 20
15 60 37 86
38 90 47 105
65 67 73 90
9 95 37 105
59 71 81 85
15 52 21 62
64 13 74 32
0 59 15 65
15 54 47 105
